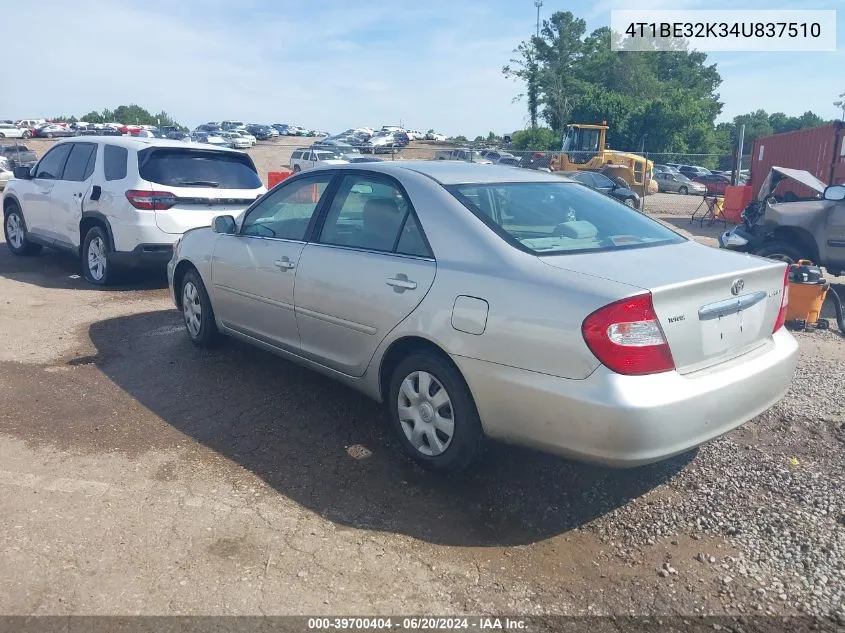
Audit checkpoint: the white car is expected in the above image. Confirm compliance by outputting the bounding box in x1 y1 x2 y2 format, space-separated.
425 131 447 141
220 132 251 149
2 137 266 285
289 148 349 172
15 119 45 130
234 131 257 146
0 123 31 139
0 157 12 190
191 133 230 148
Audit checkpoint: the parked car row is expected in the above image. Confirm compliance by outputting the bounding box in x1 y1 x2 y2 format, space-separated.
653 163 748 196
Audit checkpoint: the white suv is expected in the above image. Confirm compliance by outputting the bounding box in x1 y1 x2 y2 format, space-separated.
2 137 266 285
289 148 348 172
0 123 30 139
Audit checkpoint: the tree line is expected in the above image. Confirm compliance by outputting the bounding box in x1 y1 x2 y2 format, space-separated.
51 104 187 131
502 11 833 153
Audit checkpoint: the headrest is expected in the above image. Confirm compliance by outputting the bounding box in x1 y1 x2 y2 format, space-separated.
362 197 400 216
554 220 598 239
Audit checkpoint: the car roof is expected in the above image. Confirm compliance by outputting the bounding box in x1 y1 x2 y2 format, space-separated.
53 136 241 153
319 160 569 185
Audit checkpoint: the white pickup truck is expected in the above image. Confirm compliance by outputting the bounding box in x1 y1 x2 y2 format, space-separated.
433 148 492 163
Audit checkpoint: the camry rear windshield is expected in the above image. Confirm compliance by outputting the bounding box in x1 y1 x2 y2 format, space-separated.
446 181 684 255
137 148 261 189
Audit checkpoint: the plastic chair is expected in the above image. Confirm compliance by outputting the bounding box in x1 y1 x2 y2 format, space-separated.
691 195 726 228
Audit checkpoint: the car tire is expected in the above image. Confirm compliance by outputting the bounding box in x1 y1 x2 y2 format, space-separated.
754 240 806 265
22 131 31 139
292 164 301 173
180 268 220 347
623 197 638 208
387 351 483 471
82 226 114 285
678 185 688 195
0 133 4 138
46 133 53 139
4 203 42 256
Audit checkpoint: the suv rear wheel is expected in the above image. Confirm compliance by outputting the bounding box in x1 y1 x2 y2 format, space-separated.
82 226 113 285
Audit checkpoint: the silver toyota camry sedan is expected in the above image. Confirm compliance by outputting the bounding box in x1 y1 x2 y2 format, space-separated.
168 161 798 471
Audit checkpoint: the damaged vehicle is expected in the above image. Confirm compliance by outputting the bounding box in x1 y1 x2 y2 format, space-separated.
720 166 845 277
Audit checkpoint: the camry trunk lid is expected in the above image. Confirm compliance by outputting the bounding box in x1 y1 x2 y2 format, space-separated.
541 241 787 374
135 146 266 234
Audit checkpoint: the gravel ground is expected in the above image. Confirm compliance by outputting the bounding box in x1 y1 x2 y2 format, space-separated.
582 326 845 620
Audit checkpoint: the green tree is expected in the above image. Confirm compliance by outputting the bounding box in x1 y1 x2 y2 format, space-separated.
73 105 186 130
768 112 799 134
503 39 542 127
503 10 724 153
81 111 104 124
732 109 772 147
732 109 828 145
510 127 558 150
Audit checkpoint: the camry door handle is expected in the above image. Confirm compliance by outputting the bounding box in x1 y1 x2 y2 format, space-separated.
273 258 296 270
386 275 417 291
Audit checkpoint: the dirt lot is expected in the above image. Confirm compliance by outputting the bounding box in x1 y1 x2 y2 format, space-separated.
1 142 844 622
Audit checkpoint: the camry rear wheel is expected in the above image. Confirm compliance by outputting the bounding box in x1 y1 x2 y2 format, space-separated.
388 351 482 471
180 269 219 346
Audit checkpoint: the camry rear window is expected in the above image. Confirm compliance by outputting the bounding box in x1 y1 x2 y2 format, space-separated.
137 148 261 189
446 181 683 255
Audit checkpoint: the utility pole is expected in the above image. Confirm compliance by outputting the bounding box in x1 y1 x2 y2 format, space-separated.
733 123 745 186
534 0 543 37
835 92 845 121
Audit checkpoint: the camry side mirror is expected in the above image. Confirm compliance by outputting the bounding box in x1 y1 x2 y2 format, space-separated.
823 184 845 201
13 166 32 179
212 215 237 235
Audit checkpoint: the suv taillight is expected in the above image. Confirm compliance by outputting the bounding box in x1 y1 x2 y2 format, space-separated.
582 293 675 376
772 265 790 333
125 190 177 210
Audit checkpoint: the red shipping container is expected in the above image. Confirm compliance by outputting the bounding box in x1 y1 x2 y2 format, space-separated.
750 123 845 200
267 169 293 188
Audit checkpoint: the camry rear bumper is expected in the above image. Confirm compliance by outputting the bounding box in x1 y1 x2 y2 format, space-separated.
455 328 798 467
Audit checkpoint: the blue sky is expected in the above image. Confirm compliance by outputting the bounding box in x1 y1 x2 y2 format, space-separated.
1 0 842 136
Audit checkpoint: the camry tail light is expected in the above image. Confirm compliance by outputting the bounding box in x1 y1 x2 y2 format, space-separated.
772 265 790 333
582 293 675 376
125 190 177 210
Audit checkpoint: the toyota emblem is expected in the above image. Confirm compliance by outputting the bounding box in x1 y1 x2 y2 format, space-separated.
730 279 745 295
